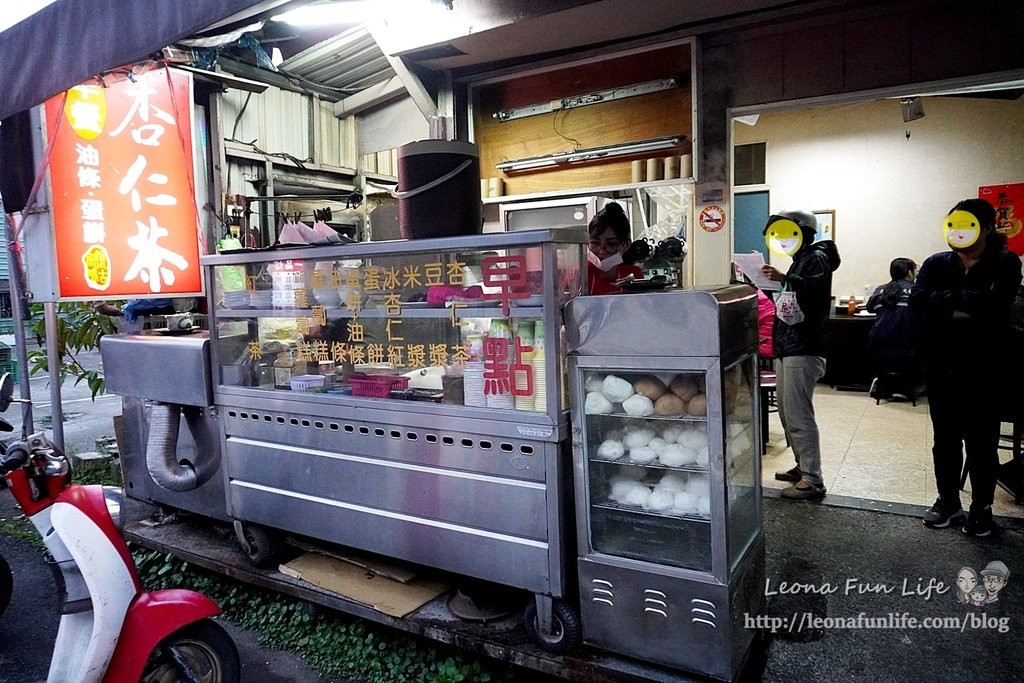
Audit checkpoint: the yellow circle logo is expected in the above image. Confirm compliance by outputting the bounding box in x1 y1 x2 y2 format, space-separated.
82 245 112 291
765 218 804 256
63 85 107 140
943 210 981 249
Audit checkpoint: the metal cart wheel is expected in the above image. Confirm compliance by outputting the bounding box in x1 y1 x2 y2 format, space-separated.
523 598 581 654
234 522 284 569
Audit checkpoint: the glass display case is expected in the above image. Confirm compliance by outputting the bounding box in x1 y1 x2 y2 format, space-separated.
565 286 764 682
199 229 585 610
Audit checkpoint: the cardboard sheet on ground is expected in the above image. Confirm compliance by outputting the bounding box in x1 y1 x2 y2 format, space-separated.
288 538 417 583
280 554 448 618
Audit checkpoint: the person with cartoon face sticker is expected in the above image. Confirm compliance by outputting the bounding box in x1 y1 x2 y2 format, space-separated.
910 198 1023 537
955 566 979 605
980 560 1009 604
760 209 841 499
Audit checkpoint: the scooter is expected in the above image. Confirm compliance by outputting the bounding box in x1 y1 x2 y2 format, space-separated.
0 372 240 682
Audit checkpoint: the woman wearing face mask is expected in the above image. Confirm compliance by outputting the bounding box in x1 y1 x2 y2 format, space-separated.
587 202 644 295
910 198 1023 537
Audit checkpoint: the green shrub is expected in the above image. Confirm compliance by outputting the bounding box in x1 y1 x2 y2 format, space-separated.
134 549 502 682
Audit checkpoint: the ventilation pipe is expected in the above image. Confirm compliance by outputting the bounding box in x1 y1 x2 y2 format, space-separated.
146 402 197 491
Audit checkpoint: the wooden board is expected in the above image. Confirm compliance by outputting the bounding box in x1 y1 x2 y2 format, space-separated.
472 43 693 196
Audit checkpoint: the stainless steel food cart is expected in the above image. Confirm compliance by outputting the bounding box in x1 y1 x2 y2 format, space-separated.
187 229 587 643
565 286 764 682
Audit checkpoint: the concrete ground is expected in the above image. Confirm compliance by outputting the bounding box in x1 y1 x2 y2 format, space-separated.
755 492 1024 682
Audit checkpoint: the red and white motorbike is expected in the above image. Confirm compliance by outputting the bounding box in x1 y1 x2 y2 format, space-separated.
0 373 240 682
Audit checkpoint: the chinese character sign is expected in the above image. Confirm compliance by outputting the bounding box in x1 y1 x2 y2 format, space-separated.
45 68 202 299
980 183 1024 256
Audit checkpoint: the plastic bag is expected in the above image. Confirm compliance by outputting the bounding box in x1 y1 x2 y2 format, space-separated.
775 287 804 326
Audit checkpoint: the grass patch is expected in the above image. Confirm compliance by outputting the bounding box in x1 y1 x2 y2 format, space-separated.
134 549 507 683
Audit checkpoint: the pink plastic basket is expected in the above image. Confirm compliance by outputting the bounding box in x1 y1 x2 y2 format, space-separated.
350 374 409 398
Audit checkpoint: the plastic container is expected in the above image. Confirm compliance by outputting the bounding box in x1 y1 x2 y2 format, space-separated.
290 374 326 392
351 374 410 398
394 140 482 239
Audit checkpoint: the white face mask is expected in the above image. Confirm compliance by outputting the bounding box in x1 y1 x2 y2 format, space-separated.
587 249 624 272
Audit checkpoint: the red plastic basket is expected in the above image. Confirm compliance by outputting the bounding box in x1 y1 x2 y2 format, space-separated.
350 374 410 398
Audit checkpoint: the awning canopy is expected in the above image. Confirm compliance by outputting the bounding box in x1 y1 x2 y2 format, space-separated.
0 0 281 120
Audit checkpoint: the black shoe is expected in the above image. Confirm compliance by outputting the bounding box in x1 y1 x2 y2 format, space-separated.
775 466 802 482
963 504 995 538
923 497 965 528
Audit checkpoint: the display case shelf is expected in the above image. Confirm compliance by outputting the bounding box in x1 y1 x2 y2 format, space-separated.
588 457 709 474
592 501 711 523
587 412 708 422
215 306 544 319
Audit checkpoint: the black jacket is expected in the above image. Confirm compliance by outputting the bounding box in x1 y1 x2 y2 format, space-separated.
772 240 841 358
866 280 923 358
908 245 1022 372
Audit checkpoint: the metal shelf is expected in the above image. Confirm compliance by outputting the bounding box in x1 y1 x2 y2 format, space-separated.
588 457 709 474
215 305 546 319
592 501 710 524
586 411 708 422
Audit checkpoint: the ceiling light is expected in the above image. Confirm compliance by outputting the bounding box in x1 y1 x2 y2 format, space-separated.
272 0 447 26
496 135 685 174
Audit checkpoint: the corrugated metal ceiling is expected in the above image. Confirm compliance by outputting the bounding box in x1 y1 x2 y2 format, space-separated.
278 26 394 96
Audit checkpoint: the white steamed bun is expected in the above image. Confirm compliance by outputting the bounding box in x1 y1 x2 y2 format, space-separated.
584 391 614 415
601 375 634 403
596 440 625 461
622 394 655 417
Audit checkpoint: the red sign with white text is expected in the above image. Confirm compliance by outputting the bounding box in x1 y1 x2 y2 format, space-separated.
980 183 1024 256
45 68 202 299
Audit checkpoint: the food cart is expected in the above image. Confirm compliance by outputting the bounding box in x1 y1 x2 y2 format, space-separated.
104 228 588 649
101 231 764 679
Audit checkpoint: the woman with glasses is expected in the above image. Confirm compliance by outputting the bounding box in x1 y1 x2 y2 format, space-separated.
587 202 644 294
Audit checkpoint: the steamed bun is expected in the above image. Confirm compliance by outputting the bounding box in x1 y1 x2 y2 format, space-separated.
628 446 657 464
622 394 655 417
687 392 708 416
602 375 634 403
584 374 606 392
648 490 675 512
654 393 687 416
659 443 697 467
669 376 700 401
596 440 625 461
633 376 668 401
646 437 669 455
585 391 614 415
623 428 656 449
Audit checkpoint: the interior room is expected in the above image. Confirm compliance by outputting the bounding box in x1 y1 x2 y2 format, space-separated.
732 87 1024 518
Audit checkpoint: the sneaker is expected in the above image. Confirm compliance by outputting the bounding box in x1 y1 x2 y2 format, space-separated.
922 497 965 528
781 479 827 500
775 466 803 482
963 504 995 538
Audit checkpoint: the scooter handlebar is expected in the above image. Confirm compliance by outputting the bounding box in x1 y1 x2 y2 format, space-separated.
0 444 29 475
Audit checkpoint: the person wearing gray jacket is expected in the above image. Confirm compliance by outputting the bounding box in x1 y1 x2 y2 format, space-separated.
760 209 841 500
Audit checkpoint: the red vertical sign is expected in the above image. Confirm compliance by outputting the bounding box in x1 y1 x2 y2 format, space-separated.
45 67 202 299
980 183 1024 256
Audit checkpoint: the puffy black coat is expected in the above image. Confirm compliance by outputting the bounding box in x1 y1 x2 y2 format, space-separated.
772 240 841 358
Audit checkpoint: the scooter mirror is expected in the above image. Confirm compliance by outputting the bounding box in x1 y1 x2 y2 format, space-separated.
0 374 13 413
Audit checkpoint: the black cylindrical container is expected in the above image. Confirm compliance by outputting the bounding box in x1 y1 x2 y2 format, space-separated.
395 140 482 239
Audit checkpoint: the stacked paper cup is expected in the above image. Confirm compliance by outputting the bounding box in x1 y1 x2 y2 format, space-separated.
487 320 514 409
463 361 487 407
513 320 536 411
533 319 548 413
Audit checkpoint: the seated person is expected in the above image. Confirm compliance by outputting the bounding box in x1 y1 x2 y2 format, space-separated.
866 257 923 397
587 202 644 295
